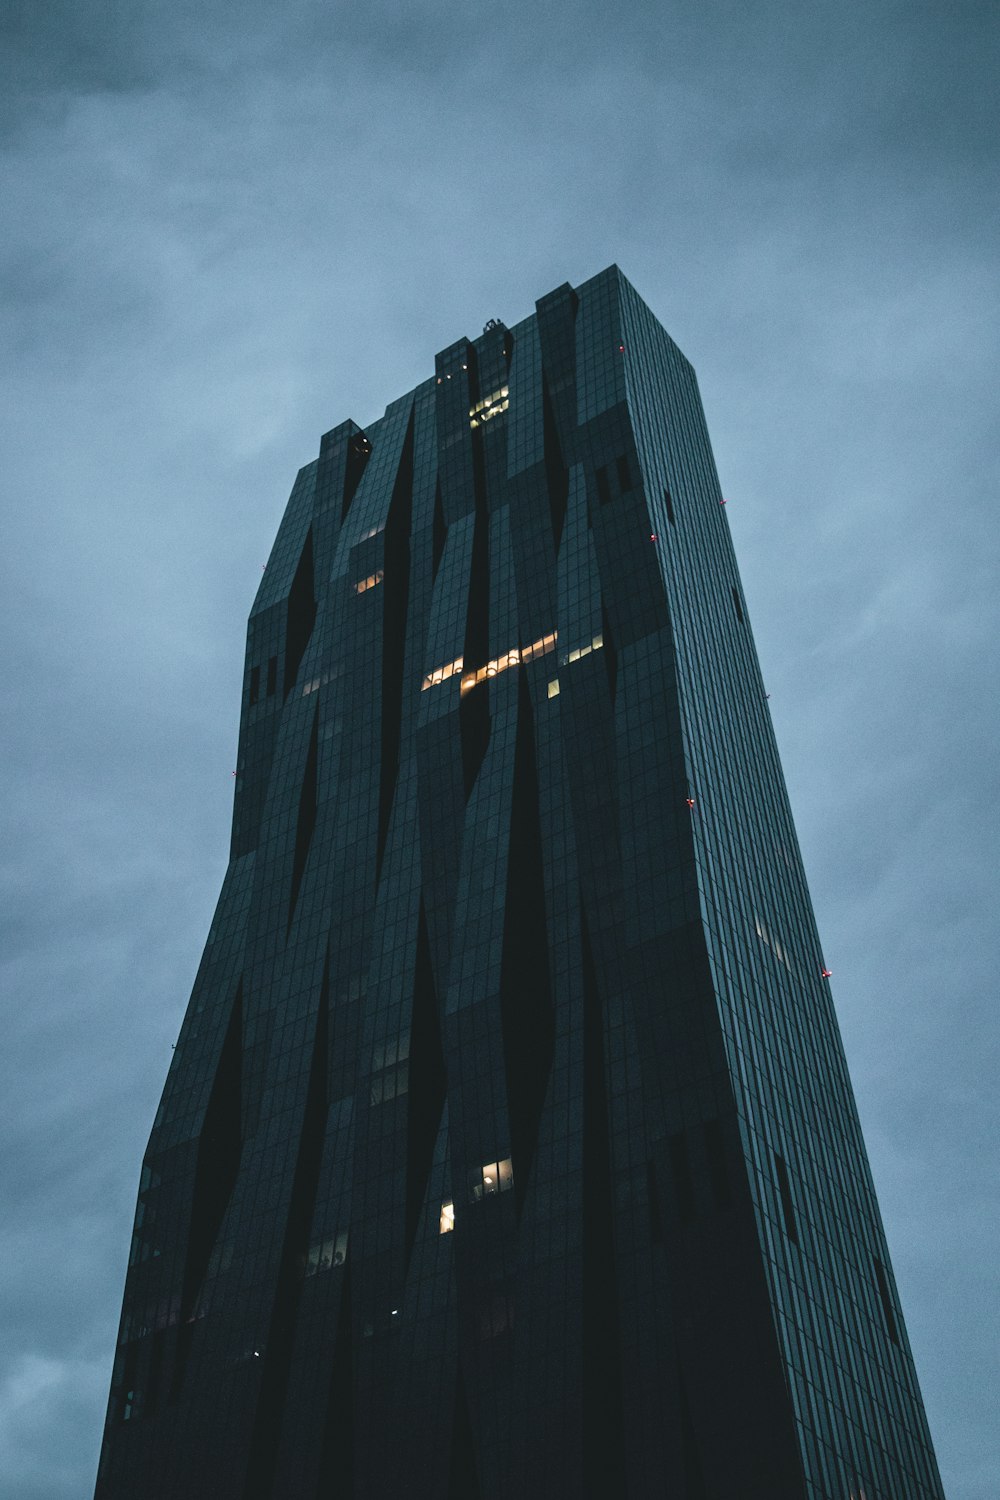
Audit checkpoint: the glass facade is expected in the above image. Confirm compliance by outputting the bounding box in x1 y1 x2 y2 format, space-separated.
95 267 944 1499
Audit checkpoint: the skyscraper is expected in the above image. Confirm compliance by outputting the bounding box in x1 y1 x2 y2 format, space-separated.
96 267 943 1499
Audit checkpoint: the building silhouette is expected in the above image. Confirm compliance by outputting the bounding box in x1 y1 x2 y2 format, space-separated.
96 267 944 1499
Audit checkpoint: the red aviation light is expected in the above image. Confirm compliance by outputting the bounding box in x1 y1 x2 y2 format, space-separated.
618 343 625 352
650 533 658 542
686 797 695 809
821 968 832 979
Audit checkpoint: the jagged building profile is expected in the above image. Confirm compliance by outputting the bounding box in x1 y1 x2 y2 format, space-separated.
96 267 944 1500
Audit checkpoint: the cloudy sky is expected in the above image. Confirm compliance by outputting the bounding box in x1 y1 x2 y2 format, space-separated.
2 1 997 1494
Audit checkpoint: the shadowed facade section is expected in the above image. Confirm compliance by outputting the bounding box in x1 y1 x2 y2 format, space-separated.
95 267 945 1500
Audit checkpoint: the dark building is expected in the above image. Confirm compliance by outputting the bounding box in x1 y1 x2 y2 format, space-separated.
96 267 943 1500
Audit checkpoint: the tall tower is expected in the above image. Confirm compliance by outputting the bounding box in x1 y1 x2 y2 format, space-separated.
96 268 943 1500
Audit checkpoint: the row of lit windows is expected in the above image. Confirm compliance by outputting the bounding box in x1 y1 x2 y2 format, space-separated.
422 654 464 690
353 570 383 594
546 632 605 698
421 632 559 695
436 1158 516 1233
469 386 509 429
459 633 557 695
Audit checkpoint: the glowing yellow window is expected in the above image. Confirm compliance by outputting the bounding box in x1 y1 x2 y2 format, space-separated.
468 1157 513 1202
439 1201 455 1234
547 679 560 699
353 570 384 594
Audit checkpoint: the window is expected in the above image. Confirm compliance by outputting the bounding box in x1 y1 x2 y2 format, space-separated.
439 1200 455 1234
731 586 744 624
369 1035 410 1105
559 632 603 667
468 386 509 429
249 665 260 706
547 679 560 699
468 1158 513 1202
616 454 632 491
354 570 384 594
595 466 611 505
664 485 676 526
303 1229 348 1277
266 655 277 697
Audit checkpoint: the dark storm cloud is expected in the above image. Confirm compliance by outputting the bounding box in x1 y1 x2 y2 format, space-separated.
2 2 996 1495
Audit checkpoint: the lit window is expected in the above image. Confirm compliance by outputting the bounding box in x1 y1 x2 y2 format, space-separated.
468 1157 513 1202
547 679 560 698
354 570 384 594
459 632 558 695
423 633 560 696
468 386 509 429
439 1200 455 1234
558 632 604 668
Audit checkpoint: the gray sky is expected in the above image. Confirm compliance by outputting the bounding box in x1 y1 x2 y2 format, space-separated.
2 2 997 1495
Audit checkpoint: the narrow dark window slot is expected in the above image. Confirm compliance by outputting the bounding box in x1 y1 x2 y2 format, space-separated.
731 586 744 625
342 428 371 522
249 665 260 706
873 1257 900 1345
405 905 446 1264
616 454 632 492
601 603 618 704
500 675 555 1210
284 529 317 699
377 410 414 878
542 376 568 552
447 1365 481 1499
665 485 676 526
432 479 447 579
703 1118 731 1208
595 466 611 505
646 1160 664 1243
266 655 278 697
668 1133 697 1222
317 1267 355 1493
774 1152 798 1244
288 710 319 933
